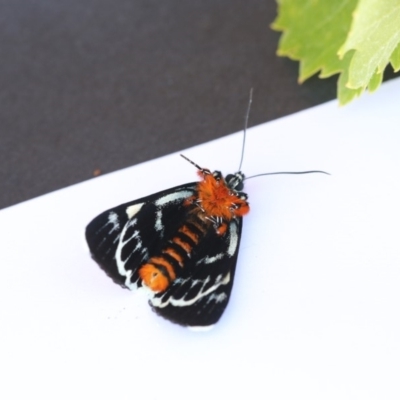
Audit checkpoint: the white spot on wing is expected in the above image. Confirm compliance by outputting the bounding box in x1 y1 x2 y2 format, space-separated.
155 190 193 207
202 253 224 264
227 221 238 257
107 212 120 233
155 209 163 233
207 292 227 303
126 203 144 219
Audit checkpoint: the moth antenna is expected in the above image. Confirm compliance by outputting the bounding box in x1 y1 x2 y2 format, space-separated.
180 154 202 171
238 88 253 172
245 170 330 180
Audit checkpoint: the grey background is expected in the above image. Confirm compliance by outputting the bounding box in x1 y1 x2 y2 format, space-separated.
0 1 397 210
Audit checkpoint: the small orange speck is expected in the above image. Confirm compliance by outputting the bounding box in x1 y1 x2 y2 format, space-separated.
216 223 228 235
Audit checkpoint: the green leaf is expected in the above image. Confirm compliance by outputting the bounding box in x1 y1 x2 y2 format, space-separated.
338 0 400 89
273 0 400 105
337 51 364 105
272 0 358 82
391 42 400 71
367 70 383 93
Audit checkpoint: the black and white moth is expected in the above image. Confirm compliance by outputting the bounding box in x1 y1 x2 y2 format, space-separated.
85 166 249 329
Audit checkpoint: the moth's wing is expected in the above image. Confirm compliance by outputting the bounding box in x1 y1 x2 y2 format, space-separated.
85 183 197 289
150 218 243 328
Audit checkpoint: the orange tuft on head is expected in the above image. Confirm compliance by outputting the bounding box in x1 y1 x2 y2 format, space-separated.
234 203 250 217
196 173 249 220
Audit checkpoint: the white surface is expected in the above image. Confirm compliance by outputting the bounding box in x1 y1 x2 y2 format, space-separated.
1 79 400 400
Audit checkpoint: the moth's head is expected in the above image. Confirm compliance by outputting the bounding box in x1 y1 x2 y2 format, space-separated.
225 172 245 191
200 170 245 192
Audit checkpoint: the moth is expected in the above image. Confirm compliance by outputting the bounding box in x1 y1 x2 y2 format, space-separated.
85 91 327 329
85 159 247 328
